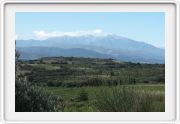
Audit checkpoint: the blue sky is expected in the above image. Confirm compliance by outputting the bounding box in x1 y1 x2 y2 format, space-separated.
16 12 165 48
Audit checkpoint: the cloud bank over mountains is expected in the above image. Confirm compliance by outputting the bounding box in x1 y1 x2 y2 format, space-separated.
15 29 164 48
16 29 110 40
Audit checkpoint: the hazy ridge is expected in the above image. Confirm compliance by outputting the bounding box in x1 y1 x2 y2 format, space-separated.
16 35 164 63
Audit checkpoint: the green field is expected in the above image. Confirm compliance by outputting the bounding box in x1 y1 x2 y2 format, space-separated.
16 56 165 112
46 85 164 112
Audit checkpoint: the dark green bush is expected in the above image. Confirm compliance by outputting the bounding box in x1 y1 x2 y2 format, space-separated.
15 78 63 112
76 90 88 102
47 81 56 87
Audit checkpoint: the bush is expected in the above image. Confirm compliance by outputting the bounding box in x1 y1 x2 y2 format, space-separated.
15 78 63 112
95 86 164 112
56 81 62 87
47 81 56 87
76 90 88 102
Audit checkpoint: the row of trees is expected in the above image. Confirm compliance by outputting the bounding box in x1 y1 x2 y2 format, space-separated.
46 77 136 88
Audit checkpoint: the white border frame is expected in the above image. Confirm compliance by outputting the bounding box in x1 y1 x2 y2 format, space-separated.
1 0 179 124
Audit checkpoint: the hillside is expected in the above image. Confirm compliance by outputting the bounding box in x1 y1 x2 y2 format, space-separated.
19 56 165 87
16 35 164 63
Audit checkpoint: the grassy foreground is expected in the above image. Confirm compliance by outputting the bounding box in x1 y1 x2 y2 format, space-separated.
46 85 165 112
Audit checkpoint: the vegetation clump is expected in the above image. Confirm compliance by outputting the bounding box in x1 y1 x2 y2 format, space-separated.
76 90 89 102
15 51 64 112
15 78 63 112
95 86 164 112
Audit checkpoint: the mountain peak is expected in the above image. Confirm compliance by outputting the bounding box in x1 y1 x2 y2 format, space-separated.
16 35 164 63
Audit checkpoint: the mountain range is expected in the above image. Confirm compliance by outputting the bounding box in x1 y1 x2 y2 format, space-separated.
16 35 165 63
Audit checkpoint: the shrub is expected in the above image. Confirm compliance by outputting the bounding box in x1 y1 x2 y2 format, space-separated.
15 78 63 112
47 81 56 87
76 90 88 102
95 86 164 112
56 81 62 87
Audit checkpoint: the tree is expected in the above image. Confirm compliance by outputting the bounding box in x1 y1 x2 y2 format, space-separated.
15 49 20 75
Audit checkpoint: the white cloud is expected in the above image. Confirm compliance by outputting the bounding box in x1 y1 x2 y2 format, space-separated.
33 29 108 40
